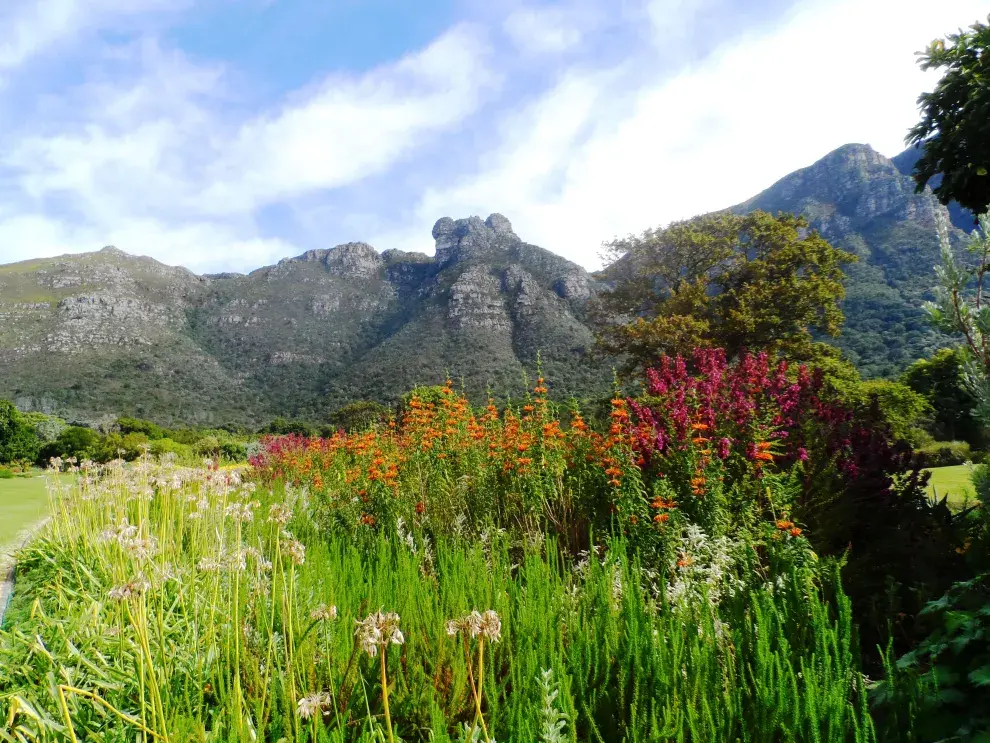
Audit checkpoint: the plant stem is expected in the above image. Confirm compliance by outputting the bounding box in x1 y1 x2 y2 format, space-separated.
380 644 395 743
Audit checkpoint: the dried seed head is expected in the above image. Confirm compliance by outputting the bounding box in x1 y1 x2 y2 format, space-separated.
108 578 151 602
310 604 338 622
355 610 403 657
283 539 306 566
268 503 293 525
296 691 332 719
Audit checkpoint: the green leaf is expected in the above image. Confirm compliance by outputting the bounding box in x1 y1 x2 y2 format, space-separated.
969 665 990 687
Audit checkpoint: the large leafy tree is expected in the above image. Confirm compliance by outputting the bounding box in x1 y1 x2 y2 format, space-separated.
593 210 855 374
0 399 41 465
907 15 990 217
901 348 986 447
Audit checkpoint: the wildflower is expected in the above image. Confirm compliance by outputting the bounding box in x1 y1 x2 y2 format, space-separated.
297 691 332 719
310 604 339 622
789 527 802 537
108 578 151 602
283 539 306 566
225 502 256 522
124 536 159 560
355 610 404 657
775 519 794 530
268 503 293 525
654 513 670 524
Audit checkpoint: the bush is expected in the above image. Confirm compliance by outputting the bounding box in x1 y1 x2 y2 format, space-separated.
40 426 102 463
149 438 193 461
917 440 981 467
0 466 13 479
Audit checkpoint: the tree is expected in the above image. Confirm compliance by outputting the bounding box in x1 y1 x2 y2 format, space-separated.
901 348 986 447
0 399 41 465
329 401 391 433
593 210 855 373
907 15 990 218
925 209 990 418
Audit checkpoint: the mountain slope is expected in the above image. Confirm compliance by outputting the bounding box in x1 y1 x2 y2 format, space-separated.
733 143 964 377
0 215 608 424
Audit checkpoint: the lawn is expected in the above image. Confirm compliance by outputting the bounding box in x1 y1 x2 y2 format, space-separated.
925 464 977 510
0 472 51 552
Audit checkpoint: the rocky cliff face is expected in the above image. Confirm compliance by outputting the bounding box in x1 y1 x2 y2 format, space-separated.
734 142 963 376
0 215 605 424
0 143 972 423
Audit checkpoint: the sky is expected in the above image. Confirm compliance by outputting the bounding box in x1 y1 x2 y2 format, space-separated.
0 0 986 274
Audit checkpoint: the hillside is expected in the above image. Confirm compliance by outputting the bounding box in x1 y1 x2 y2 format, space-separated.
0 215 609 425
0 144 980 423
734 143 967 377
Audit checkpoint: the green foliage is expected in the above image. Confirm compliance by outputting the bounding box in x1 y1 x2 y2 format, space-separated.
907 15 990 217
918 440 981 467
902 348 987 447
880 573 990 742
115 416 166 440
925 210 990 422
41 425 102 462
329 400 391 433
0 460 877 742
0 399 41 465
18 411 67 444
830 377 933 446
594 210 856 373
259 417 317 437
149 437 193 461
0 466 13 479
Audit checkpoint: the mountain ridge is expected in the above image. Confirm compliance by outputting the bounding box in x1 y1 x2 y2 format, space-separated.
0 145 971 424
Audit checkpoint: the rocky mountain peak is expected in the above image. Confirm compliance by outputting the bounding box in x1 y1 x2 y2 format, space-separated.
432 213 520 265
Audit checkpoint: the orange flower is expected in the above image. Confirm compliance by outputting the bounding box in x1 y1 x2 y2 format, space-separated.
754 451 774 462
690 423 709 431
775 519 794 530
789 527 802 537
654 513 670 524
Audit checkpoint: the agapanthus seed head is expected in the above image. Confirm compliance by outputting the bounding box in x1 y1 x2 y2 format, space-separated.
283 539 306 566
268 503 293 525
296 691 332 719
310 604 338 622
355 610 403 656
108 578 151 602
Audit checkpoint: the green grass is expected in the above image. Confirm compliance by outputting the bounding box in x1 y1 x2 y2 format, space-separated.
0 472 51 552
925 465 976 510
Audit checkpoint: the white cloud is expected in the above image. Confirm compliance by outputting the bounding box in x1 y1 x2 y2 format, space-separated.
199 25 498 212
0 0 986 275
0 0 187 71
0 23 497 269
504 6 583 53
382 0 988 270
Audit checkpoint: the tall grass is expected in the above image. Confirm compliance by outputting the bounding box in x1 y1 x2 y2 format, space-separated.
0 457 875 742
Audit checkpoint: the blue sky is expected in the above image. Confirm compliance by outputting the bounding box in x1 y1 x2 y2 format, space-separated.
0 0 986 273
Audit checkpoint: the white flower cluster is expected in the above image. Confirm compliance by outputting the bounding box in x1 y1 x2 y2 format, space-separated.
108 577 151 602
445 610 502 643
355 610 404 657
296 691 333 719
666 524 744 610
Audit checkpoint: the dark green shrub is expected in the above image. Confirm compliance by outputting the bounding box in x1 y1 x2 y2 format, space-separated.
918 440 981 466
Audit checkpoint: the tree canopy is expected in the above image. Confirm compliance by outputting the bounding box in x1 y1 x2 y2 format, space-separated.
907 15 990 217
593 210 856 374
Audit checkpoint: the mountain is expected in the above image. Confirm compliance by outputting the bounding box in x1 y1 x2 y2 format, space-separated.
0 144 978 424
0 215 608 425
733 142 968 378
